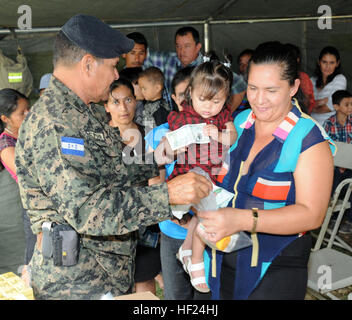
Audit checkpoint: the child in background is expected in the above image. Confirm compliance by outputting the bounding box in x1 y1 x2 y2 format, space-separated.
166 60 237 293
135 67 171 128
323 90 352 143
323 90 352 234
146 66 206 298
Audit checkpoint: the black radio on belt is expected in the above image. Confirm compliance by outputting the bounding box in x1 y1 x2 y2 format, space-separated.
42 222 80 266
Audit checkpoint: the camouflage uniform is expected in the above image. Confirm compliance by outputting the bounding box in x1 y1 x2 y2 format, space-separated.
15 77 173 299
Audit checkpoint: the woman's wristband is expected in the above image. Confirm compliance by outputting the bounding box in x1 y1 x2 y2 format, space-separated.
251 208 259 233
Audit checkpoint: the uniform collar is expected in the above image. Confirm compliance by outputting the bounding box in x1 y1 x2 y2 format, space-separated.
49 76 109 124
49 76 88 113
240 100 302 143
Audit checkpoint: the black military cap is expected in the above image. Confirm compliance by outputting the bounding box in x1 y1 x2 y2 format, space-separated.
61 14 134 59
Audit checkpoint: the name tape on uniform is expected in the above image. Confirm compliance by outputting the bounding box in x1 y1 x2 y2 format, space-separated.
61 136 85 157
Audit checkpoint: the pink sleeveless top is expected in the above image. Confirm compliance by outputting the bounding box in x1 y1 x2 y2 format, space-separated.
0 132 18 182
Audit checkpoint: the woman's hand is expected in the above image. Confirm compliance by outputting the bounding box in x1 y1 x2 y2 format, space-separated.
197 207 245 242
317 97 329 106
312 97 330 114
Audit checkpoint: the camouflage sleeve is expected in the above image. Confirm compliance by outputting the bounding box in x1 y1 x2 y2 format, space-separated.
25 123 172 236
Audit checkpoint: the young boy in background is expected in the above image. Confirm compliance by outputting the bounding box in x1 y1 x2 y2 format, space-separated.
135 67 171 128
324 89 352 234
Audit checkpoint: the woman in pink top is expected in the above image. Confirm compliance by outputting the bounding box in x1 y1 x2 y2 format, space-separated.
0 88 35 276
0 89 29 180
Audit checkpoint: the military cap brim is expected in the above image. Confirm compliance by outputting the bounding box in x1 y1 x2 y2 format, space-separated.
61 14 135 59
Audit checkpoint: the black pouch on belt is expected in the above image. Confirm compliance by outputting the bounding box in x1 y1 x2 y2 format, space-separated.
52 224 80 267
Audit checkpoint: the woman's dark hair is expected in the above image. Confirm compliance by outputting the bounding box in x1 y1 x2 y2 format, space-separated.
293 87 308 114
248 41 299 86
0 88 28 171
0 88 28 134
185 52 233 105
171 66 195 95
285 43 302 69
109 78 135 97
171 66 194 111
314 46 342 89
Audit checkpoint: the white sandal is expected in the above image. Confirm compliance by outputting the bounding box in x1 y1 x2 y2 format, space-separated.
176 246 192 273
187 259 210 293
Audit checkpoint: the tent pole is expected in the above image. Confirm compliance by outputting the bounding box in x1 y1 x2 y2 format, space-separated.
209 15 352 25
204 21 210 54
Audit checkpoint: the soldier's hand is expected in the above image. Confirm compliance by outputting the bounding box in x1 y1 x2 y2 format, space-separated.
166 172 212 205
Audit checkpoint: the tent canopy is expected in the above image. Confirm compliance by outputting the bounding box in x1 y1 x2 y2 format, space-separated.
0 0 351 94
1 0 351 27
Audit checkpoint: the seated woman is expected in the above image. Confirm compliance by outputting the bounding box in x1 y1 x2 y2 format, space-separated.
310 46 347 126
104 78 163 295
197 41 335 300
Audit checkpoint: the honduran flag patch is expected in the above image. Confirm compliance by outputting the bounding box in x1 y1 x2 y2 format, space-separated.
61 136 85 157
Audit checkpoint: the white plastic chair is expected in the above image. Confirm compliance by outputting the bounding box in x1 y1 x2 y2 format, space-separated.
307 142 352 299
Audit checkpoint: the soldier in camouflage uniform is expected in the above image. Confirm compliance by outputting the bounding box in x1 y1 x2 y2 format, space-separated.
14 14 212 300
